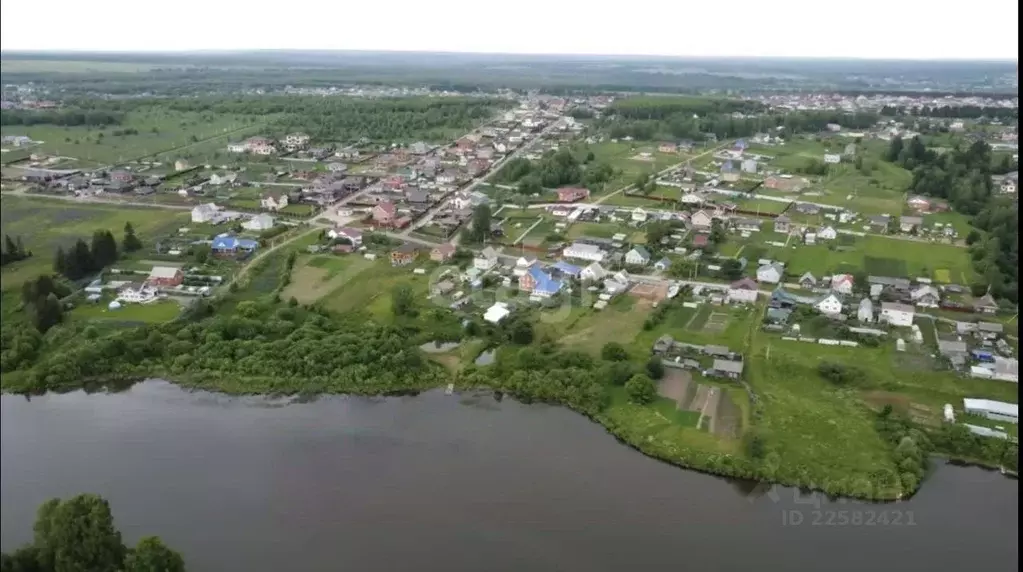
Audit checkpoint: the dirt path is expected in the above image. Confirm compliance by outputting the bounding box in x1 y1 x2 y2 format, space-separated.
225 226 320 291
593 141 734 205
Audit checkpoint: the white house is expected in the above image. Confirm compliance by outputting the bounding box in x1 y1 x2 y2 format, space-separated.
474 246 500 271
191 203 220 223
824 154 842 164
857 298 874 322
327 226 364 245
880 302 915 327
680 193 703 205
227 143 248 153
690 210 713 230
632 208 648 223
816 294 844 316
804 232 817 245
911 285 941 308
117 283 159 304
284 132 311 147
830 274 855 295
260 193 289 211
625 246 651 266
209 172 237 186
963 398 1018 424
581 262 609 282
483 302 511 324
513 256 538 277
756 262 783 284
563 242 606 263
741 159 758 173
817 226 837 240
242 213 275 231
727 278 759 304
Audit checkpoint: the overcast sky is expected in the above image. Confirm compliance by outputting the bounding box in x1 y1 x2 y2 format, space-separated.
1 0 1018 60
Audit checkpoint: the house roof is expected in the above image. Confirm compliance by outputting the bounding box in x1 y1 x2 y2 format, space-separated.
375 202 397 215
584 262 608 278
704 345 730 356
628 246 651 260
799 271 816 283
974 294 998 308
713 359 744 374
938 340 968 355
775 215 790 223
526 265 564 293
831 274 854 287
963 398 1018 418
730 278 758 291
858 298 873 310
552 261 582 276
868 276 911 288
566 242 603 255
881 302 915 314
432 243 456 255
336 226 363 238
757 262 783 275
977 322 1004 333
478 246 499 260
655 257 672 268
692 234 709 246
211 236 258 250
149 266 180 279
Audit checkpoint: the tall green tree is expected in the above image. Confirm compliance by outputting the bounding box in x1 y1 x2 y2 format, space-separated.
625 373 657 405
123 221 143 253
465 204 493 243
123 537 185 572
32 494 126 572
90 230 118 269
391 284 417 317
30 293 64 333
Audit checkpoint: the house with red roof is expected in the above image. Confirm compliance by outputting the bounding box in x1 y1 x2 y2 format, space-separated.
373 202 397 225
555 187 590 203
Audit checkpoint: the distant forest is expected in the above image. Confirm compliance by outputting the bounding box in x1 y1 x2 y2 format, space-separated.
1 52 1016 95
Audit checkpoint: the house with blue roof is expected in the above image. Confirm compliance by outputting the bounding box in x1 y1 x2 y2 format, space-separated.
211 235 259 257
519 265 564 298
552 261 582 278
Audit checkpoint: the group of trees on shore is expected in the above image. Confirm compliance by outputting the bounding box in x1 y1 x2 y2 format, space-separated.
1 494 184 572
53 222 142 282
1 235 31 267
885 136 1017 302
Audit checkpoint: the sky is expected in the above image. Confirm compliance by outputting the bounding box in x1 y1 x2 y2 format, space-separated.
0 0 1018 60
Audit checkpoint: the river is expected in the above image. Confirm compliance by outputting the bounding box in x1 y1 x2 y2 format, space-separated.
1 381 1018 572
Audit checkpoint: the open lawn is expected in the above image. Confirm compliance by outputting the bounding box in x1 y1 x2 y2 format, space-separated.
72 300 182 323
548 296 652 357
733 197 791 215
0 196 190 290
322 258 434 320
282 254 374 305
580 141 684 193
0 107 264 164
767 235 974 283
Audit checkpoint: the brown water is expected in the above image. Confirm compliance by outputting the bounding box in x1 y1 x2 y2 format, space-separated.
1 381 1018 572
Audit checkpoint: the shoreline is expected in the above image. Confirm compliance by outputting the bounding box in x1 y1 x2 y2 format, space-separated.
4 376 1015 503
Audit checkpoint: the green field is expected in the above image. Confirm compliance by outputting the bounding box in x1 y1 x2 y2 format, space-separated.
580 141 684 193
73 299 182 323
732 197 791 215
0 196 190 291
765 235 974 283
0 108 264 164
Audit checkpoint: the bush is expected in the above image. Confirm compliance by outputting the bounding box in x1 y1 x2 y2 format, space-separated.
624 374 656 405
600 342 628 361
645 357 665 379
817 361 864 386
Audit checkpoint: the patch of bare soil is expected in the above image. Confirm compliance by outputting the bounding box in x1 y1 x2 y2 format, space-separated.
657 369 694 408
713 392 743 439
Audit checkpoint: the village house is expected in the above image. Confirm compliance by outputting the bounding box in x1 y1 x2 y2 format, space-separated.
911 285 941 308
513 256 539 277
242 213 275 232
710 359 744 379
880 302 915 327
973 294 999 314
191 203 220 223
474 246 500 271
816 294 844 316
906 195 932 212
632 208 648 223
830 274 855 295
690 210 713 230
773 215 791 234
109 170 134 184
484 302 511 324
734 218 762 233
555 187 590 203
625 246 651 266
963 399 1018 424
211 235 259 258
563 242 606 263
795 203 820 215
999 173 1017 194
430 243 456 262
658 142 678 153
147 266 184 287
823 153 842 164
692 234 709 249
798 272 817 289
519 265 564 298
209 172 237 186
654 258 672 272
390 243 419 266
373 202 397 225
328 226 364 245
284 133 311 148
900 216 923 233
857 298 874 322
817 226 838 240
868 215 891 233
260 193 289 211
117 282 160 304
756 262 784 284
741 159 758 173
728 278 759 304
581 262 608 282
720 161 740 182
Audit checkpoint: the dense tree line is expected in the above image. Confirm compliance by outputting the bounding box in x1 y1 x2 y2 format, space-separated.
54 230 117 281
609 96 766 120
885 136 1017 301
18 274 69 334
598 105 879 142
880 105 1018 120
0 494 184 572
495 148 615 192
0 108 125 127
1 235 31 267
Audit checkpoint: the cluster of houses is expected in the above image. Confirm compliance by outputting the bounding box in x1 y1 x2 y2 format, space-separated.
85 265 189 308
651 336 745 379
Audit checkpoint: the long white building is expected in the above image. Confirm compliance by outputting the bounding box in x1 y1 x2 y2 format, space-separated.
963 398 1018 424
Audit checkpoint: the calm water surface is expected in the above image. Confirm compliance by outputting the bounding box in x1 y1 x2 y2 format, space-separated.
1 381 1018 572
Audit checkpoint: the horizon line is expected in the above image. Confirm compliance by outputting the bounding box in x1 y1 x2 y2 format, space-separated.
0 47 1018 63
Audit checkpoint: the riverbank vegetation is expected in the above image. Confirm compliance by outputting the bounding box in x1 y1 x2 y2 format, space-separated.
0 494 184 572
